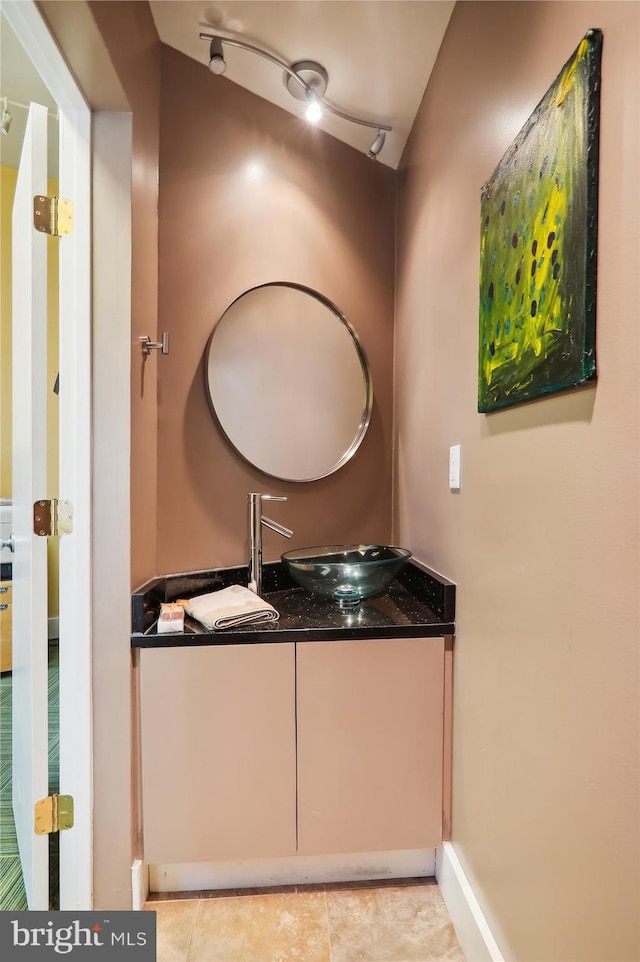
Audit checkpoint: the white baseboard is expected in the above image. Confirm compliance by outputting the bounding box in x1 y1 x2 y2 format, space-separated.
149 848 436 894
131 859 149 911
436 842 506 962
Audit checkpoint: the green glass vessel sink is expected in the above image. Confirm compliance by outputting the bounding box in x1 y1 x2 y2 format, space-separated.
281 544 412 608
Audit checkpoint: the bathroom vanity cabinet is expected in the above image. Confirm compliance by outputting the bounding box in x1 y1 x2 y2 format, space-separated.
139 635 445 866
133 558 455 881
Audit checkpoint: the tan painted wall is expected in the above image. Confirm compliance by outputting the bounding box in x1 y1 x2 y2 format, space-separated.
42 1 160 590
156 47 395 575
41 1 161 589
86 1 161 591
395 3 640 961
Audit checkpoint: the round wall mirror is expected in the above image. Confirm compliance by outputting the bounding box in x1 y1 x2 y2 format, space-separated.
204 283 373 482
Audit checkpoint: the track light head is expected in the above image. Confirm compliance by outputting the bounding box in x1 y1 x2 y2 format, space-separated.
1 99 11 135
208 37 226 75
367 129 386 160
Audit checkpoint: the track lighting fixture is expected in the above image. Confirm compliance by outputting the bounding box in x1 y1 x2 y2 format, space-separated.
199 33 391 159
1 98 12 135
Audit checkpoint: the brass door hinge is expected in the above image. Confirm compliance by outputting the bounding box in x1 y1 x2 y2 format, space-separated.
33 499 73 537
35 794 74 835
33 195 73 236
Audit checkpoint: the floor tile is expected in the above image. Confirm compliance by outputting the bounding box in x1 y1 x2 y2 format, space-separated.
326 883 466 962
187 890 331 962
145 899 200 962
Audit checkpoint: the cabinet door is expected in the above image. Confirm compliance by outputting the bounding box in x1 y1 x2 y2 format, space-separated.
140 643 296 864
297 636 444 856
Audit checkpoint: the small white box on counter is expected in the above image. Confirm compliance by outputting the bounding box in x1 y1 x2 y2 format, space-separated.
157 602 184 634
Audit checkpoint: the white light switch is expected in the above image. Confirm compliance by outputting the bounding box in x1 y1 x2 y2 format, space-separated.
449 444 461 490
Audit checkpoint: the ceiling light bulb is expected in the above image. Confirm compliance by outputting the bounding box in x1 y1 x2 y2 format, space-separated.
208 38 226 75
305 92 323 124
1 99 11 135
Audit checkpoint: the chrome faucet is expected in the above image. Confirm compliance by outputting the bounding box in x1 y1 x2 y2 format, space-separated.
248 493 293 596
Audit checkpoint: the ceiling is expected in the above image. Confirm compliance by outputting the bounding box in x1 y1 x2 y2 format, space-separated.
149 1 455 168
0 2 454 173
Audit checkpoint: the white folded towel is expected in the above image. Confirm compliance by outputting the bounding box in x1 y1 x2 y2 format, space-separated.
177 584 280 630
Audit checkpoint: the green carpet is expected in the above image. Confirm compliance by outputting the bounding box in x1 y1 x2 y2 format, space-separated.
0 640 59 910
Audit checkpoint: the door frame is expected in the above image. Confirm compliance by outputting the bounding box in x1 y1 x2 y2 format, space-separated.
2 0 92 910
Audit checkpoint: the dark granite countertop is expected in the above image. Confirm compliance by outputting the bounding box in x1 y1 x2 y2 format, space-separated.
131 558 455 648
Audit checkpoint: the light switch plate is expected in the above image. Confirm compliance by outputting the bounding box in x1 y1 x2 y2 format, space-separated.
449 444 461 490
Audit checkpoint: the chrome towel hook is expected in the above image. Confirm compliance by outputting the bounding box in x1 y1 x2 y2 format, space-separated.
139 333 169 356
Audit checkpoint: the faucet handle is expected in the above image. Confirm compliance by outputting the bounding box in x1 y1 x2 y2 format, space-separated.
261 495 287 502
261 517 293 539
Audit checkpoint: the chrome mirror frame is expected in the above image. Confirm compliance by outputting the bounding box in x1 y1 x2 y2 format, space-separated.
204 282 373 482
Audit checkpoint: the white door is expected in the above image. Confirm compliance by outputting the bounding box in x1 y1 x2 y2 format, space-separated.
11 100 50 910
5 0 93 911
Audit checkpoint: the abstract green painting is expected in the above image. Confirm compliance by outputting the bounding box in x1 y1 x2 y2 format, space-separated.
478 29 602 413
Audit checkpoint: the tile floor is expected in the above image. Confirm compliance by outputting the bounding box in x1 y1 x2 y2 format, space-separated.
145 878 466 962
